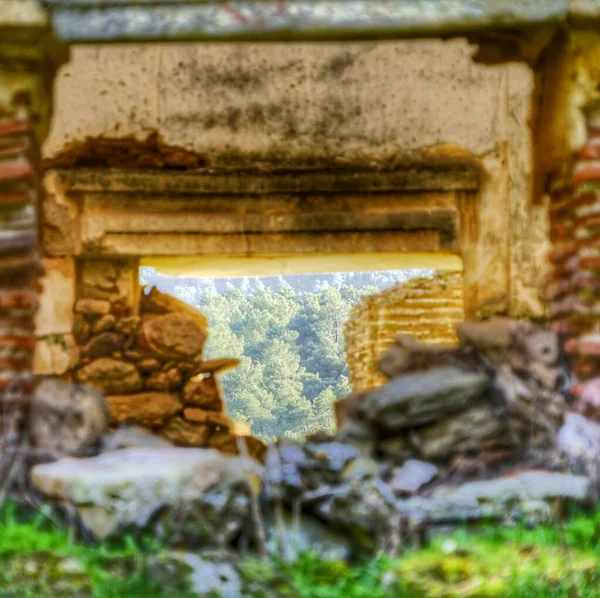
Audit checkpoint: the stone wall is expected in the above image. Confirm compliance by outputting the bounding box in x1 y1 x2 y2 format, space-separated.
40 40 550 321
35 257 265 460
344 272 464 392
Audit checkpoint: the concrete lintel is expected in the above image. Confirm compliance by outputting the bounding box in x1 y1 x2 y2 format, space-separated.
53 167 481 195
143 251 463 278
43 0 568 43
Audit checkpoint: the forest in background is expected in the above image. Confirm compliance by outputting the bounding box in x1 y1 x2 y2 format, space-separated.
140 267 430 440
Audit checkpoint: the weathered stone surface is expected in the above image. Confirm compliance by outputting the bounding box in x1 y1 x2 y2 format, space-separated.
33 333 79 376
208 432 267 462
80 259 139 305
389 460 438 495
572 377 600 418
194 358 240 375
146 367 183 391
160 417 212 446
107 392 183 427
183 408 233 430
73 314 91 344
138 357 161 372
81 332 124 358
30 378 109 457
558 413 600 463
91 314 116 334
432 471 591 504
138 313 207 360
141 286 209 330
74 298 111 317
75 358 143 395
263 441 307 500
115 315 141 336
35 258 75 335
102 426 174 451
456 317 521 351
418 406 512 459
151 553 242 598
30 448 260 540
361 367 489 430
183 376 223 411
304 441 360 473
378 435 415 462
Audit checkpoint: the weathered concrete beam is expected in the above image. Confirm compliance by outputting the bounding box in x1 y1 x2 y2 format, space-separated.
43 0 568 43
53 166 481 195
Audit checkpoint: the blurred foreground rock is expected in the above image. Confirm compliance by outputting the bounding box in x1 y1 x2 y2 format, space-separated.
30 448 262 542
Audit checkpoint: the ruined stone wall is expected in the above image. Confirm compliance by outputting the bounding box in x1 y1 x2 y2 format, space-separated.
41 40 550 320
34 257 265 459
344 272 464 392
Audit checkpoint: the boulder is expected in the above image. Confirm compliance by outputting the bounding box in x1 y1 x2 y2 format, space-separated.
417 406 514 459
73 314 91 345
102 426 174 451
263 440 308 500
106 393 183 427
29 378 109 458
81 332 124 359
75 358 143 395
115 315 141 336
137 313 207 360
361 367 489 430
389 460 438 495
30 448 262 541
160 417 212 446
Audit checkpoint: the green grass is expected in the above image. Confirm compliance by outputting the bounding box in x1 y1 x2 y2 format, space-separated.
1 501 600 597
0 501 194 598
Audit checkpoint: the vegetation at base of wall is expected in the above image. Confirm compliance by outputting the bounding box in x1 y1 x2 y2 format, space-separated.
2 499 600 597
141 269 431 441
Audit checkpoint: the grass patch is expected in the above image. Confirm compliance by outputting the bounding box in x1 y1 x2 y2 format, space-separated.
1 501 600 597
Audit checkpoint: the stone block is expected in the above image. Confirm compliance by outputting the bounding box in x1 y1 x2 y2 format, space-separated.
33 333 79 376
107 392 183 427
79 259 140 310
35 257 75 336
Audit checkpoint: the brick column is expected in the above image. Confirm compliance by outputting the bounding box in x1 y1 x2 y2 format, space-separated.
547 105 600 382
0 3 66 485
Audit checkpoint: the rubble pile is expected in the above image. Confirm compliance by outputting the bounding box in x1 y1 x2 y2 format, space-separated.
30 317 599 554
71 286 265 460
337 317 570 469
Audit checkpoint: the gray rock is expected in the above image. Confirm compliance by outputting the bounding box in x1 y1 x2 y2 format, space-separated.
432 470 591 504
361 367 489 430
263 441 307 500
304 441 359 473
30 448 262 541
378 435 415 462
265 509 352 561
396 496 503 526
102 426 174 451
417 406 513 459
314 477 396 550
29 378 109 458
558 413 600 463
389 460 438 495
151 552 241 598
